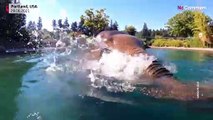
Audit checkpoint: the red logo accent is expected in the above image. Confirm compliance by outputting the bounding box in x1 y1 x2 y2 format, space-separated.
178 6 184 10
6 5 9 13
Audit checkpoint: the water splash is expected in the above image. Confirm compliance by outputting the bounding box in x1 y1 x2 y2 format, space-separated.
33 31 177 94
16 29 179 102
163 62 177 73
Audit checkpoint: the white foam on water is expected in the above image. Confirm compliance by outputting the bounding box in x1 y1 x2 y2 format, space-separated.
85 50 157 81
163 63 177 73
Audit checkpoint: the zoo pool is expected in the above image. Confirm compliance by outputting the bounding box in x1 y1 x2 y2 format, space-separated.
0 48 213 120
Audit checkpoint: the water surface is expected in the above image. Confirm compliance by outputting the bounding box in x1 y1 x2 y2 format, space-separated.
0 48 213 120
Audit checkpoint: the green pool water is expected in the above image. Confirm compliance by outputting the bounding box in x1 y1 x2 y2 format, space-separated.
0 48 213 120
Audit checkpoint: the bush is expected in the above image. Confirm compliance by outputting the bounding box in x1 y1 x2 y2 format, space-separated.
151 38 203 47
187 38 203 48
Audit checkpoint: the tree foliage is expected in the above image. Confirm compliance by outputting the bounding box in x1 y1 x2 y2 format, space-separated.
27 21 36 31
125 25 136 36
37 17 42 30
0 0 29 49
167 11 195 37
81 9 109 36
108 20 118 30
193 11 212 37
58 19 63 28
167 11 211 38
141 23 150 38
63 17 70 31
52 19 57 30
71 21 78 32
78 16 90 35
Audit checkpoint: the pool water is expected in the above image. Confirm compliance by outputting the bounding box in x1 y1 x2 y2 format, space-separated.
0 48 213 120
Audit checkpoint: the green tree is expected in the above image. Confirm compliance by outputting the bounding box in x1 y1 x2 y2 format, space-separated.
52 19 57 30
37 17 42 30
208 21 213 35
125 25 136 36
193 11 211 37
71 21 78 32
63 17 70 31
109 20 118 30
0 0 30 49
82 9 109 36
150 29 156 37
167 11 195 37
78 16 85 32
112 21 119 30
141 23 150 38
27 21 36 32
58 19 63 28
77 16 91 36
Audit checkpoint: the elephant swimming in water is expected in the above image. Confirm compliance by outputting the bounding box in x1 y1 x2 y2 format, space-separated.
83 30 213 101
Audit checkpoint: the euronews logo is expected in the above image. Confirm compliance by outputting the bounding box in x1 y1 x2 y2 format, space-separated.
177 5 207 11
